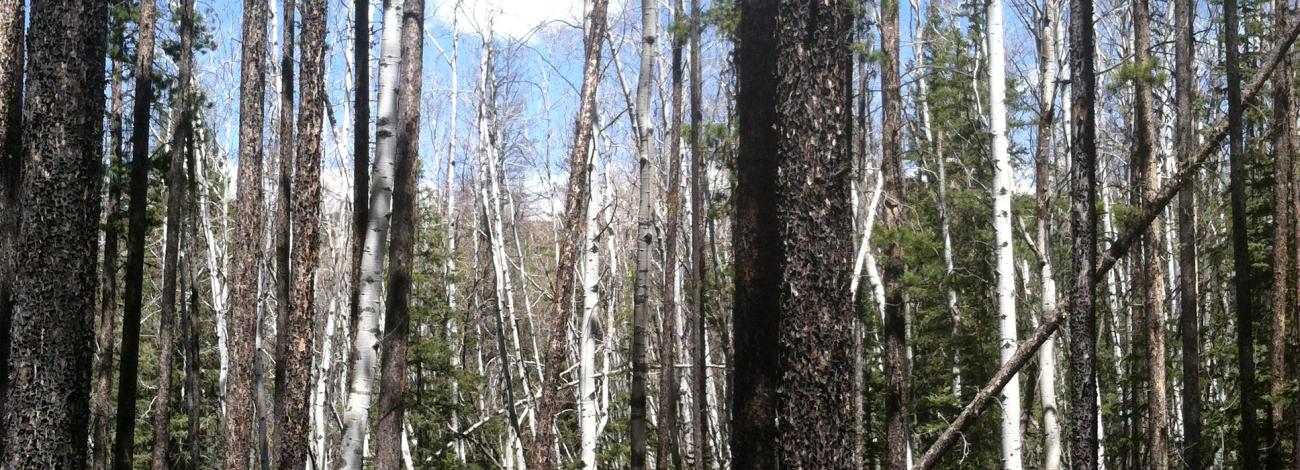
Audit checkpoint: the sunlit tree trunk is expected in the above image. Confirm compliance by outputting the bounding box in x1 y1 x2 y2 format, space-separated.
629 0 659 462
225 0 270 463
1131 0 1169 466
341 0 405 463
578 148 603 469
1033 0 1062 466
987 0 1023 465
374 0 422 461
528 0 609 465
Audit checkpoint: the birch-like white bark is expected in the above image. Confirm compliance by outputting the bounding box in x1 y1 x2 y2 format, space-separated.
339 0 404 463
987 0 1023 466
577 146 602 469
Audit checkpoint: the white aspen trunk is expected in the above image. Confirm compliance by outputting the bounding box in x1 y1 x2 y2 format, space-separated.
312 265 339 470
1035 0 1062 466
340 0 405 463
578 149 603 469
988 0 1023 466
193 124 232 412
443 1 465 463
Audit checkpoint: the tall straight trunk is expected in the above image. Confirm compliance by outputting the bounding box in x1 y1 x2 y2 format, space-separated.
0 0 24 445
915 19 1300 468
1066 0 1099 466
1268 0 1294 464
658 0 686 463
1033 2 1062 469
273 0 326 462
1224 0 1258 464
92 51 125 470
442 2 464 462
224 0 270 463
880 0 909 464
1174 0 1200 465
183 106 202 468
578 152 604 469
688 0 707 466
349 0 370 378
2 0 107 461
340 0 404 463
374 0 422 462
771 0 857 464
528 0 609 465
987 0 1023 466
629 0 658 463
113 0 160 464
273 0 295 426
151 0 197 461
1131 0 1169 466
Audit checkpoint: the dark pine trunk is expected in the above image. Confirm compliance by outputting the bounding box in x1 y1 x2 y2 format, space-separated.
1268 0 1295 465
880 0 908 466
0 0 24 449
772 0 857 465
657 0 685 464
349 0 371 371
150 0 196 463
3 0 108 463
1224 0 1259 465
113 0 160 465
688 0 707 465
92 34 125 470
374 0 422 463
1174 0 1200 465
272 0 295 440
272 0 326 463
1066 0 1099 467
149 0 195 462
225 0 270 465
732 0 780 465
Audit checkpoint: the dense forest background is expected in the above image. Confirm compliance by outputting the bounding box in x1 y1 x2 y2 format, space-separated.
0 0 1298 466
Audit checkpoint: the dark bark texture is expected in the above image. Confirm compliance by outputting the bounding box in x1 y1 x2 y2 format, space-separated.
0 0 24 447
112 0 160 465
349 0 371 368
880 0 909 466
528 0 608 466
772 0 856 465
272 0 325 463
151 0 195 464
1066 0 1099 467
688 0 707 465
731 0 780 465
225 0 270 464
3 0 108 464
1174 0 1200 465
1268 0 1294 465
374 0 422 464
1224 0 1259 465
